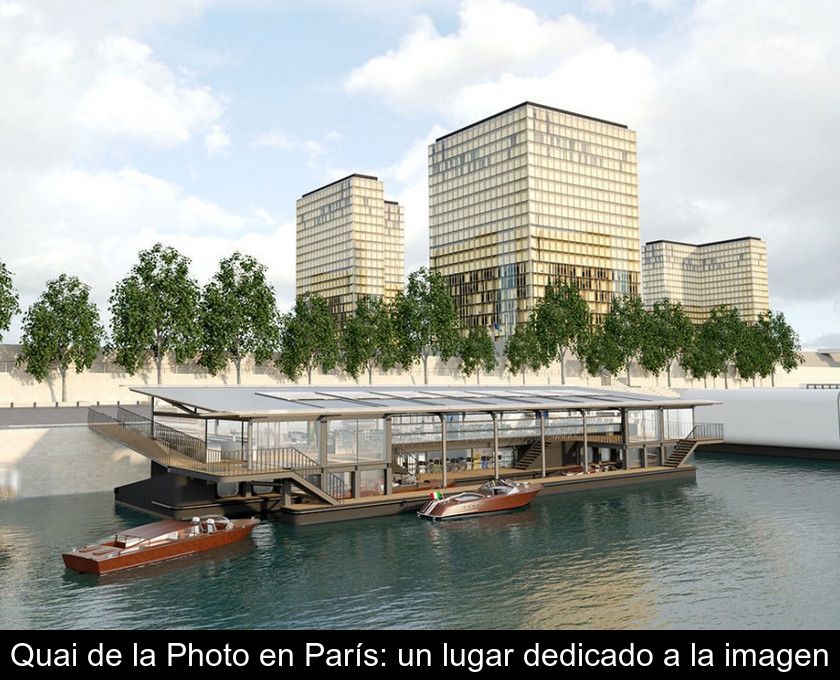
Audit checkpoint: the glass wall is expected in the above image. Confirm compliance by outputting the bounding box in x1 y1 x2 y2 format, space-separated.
252 420 320 459
328 418 386 465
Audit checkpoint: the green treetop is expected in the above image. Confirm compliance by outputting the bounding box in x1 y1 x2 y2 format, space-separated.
602 294 646 386
638 300 694 387
17 274 104 403
109 243 201 384
393 267 461 384
532 281 589 384
504 320 543 385
341 296 397 384
458 325 497 385
199 252 280 385
0 260 20 341
277 293 339 384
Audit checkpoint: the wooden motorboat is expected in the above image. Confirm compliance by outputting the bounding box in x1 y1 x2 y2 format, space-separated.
417 479 542 520
62 515 259 575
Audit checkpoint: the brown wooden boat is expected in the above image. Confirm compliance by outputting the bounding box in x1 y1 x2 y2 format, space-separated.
62 515 259 575
417 479 542 520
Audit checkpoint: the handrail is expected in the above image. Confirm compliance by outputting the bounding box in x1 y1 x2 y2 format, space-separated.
684 422 724 442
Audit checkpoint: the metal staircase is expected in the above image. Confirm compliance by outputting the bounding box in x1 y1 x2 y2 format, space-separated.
664 423 724 468
514 439 542 470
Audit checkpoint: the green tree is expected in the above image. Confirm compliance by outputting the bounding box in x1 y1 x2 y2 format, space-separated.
706 305 744 388
680 320 718 388
638 300 694 387
17 274 104 403
580 322 625 378
504 320 543 385
277 293 339 384
458 325 497 384
532 281 589 384
393 267 461 384
0 260 20 341
603 295 646 386
767 310 804 386
341 296 397 384
109 243 201 384
734 319 775 386
199 252 280 385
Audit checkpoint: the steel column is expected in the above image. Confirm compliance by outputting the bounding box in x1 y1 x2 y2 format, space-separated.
440 414 447 489
492 412 499 479
581 409 588 473
538 410 546 479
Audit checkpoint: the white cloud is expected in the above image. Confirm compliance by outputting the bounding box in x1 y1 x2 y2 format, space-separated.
251 128 343 167
346 0 599 114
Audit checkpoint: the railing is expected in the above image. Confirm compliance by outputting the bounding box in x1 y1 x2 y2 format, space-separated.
89 407 348 500
686 422 724 441
805 384 840 390
391 419 617 444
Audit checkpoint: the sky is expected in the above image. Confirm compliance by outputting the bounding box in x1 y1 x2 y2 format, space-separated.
1 0 838 348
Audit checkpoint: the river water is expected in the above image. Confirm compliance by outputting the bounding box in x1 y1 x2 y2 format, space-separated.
2 452 839 629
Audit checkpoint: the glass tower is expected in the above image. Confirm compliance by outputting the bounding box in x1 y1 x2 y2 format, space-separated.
296 174 404 325
428 101 641 336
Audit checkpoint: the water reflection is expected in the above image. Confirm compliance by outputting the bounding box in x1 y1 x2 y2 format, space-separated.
2 453 840 628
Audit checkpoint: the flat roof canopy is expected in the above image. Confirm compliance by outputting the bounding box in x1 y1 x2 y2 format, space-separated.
129 385 717 421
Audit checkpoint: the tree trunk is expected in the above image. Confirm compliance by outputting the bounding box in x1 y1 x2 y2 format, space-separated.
771 369 776 387
476 370 480 385
667 360 672 388
560 349 566 385
522 369 526 386
235 357 242 385
307 365 313 385
626 362 632 387
422 354 429 385
368 364 373 385
703 375 708 389
155 355 163 385
60 368 67 403
724 367 729 389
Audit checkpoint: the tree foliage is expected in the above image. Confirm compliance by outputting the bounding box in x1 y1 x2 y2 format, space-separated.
109 243 201 384
0 260 20 341
580 322 625 378
532 281 589 384
601 294 646 385
393 267 460 384
504 321 543 383
458 325 497 383
17 274 104 402
638 300 694 386
277 293 339 384
341 296 397 384
199 252 279 384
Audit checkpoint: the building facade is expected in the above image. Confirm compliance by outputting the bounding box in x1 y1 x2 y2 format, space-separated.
642 237 769 323
428 101 640 336
296 174 404 324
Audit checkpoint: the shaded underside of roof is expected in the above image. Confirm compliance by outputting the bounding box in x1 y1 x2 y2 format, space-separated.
128 385 716 421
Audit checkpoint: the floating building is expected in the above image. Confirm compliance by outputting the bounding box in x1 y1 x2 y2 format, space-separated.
642 237 769 323
296 174 404 324
92 386 722 525
428 101 641 336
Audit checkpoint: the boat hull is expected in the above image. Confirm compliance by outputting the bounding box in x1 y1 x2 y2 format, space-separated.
62 519 258 575
418 486 541 520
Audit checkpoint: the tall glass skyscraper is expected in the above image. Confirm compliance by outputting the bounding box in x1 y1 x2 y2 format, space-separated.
296 174 404 324
428 101 640 336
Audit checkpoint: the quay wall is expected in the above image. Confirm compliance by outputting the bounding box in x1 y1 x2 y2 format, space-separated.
0 426 148 499
1 344 839 406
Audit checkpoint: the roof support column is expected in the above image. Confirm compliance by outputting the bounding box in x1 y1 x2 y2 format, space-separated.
491 412 499 480
580 409 588 473
246 420 253 468
658 407 666 466
150 396 155 438
538 410 546 480
621 409 629 470
439 414 447 490
384 415 393 495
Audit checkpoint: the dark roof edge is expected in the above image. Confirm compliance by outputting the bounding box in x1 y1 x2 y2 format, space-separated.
645 236 764 249
434 101 629 143
300 173 379 199
384 199 400 205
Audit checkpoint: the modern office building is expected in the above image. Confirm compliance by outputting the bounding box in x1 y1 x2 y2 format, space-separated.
296 174 404 324
642 237 769 323
428 101 641 336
